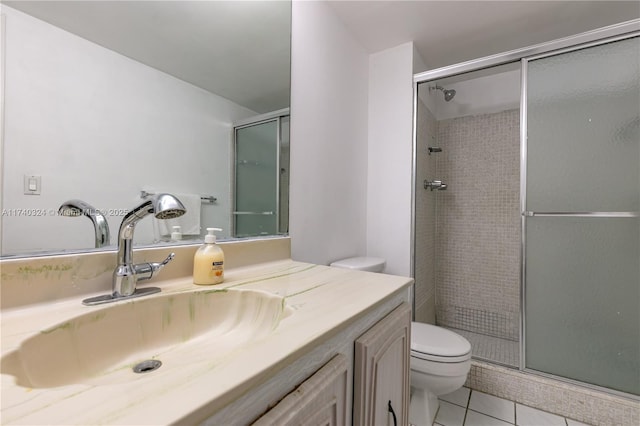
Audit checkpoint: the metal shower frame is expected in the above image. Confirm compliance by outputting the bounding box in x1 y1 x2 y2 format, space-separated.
410 19 640 399
232 108 290 238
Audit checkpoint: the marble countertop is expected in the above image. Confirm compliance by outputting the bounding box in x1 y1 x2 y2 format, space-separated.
1 259 412 425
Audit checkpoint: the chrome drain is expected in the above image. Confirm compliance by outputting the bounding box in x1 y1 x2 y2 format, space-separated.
133 359 162 374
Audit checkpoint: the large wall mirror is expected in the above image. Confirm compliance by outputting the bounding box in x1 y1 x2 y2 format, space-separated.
0 1 291 257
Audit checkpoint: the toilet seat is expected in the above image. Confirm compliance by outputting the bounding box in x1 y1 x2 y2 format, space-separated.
411 323 471 363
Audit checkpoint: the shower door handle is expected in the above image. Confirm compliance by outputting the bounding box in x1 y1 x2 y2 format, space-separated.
522 211 638 217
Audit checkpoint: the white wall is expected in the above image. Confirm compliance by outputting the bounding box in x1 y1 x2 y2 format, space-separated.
366 42 415 276
1 6 256 255
290 4 419 277
413 44 428 76
289 0 369 265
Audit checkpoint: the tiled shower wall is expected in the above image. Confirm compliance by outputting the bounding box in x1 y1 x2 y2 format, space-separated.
434 109 521 340
414 99 437 324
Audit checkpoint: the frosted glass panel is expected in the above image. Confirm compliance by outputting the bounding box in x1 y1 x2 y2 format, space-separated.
234 120 278 237
235 215 276 237
527 37 639 212
525 217 639 395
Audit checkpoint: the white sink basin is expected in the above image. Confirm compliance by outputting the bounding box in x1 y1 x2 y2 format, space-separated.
1 288 287 388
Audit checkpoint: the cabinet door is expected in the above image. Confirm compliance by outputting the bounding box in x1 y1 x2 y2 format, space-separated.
353 302 411 426
252 354 348 426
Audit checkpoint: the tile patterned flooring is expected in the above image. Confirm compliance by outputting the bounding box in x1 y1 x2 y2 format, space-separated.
433 387 591 426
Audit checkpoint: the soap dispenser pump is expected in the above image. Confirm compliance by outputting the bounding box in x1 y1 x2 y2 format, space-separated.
193 228 224 285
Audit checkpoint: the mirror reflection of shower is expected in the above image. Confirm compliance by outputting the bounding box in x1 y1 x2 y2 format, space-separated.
430 84 456 102
233 109 290 238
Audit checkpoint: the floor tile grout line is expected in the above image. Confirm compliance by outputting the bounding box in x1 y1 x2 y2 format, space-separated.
515 401 579 426
462 396 469 425
468 389 517 424
466 408 516 425
462 388 471 426
436 390 581 426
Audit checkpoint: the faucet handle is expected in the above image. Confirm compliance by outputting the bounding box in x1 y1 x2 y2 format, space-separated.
160 252 176 267
150 252 176 274
134 252 176 281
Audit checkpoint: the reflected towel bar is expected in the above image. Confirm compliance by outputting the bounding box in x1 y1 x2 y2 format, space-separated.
233 211 274 215
140 190 216 203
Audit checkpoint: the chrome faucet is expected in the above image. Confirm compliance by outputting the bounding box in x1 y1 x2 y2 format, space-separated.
59 199 111 248
82 193 186 306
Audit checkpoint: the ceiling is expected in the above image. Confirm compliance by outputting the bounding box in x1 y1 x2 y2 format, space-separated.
327 1 640 71
2 1 638 112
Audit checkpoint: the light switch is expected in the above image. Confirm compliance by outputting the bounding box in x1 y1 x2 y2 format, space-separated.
23 175 41 195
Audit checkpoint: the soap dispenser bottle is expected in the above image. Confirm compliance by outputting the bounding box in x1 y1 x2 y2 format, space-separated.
193 228 224 285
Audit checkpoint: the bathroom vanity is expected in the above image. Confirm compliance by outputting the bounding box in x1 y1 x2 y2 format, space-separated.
0 237 413 425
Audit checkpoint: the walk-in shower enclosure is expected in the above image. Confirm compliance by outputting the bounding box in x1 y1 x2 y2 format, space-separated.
412 20 639 398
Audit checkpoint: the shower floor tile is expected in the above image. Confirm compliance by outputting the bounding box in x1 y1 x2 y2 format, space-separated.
442 327 519 367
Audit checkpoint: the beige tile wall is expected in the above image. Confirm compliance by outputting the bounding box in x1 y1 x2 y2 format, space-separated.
434 109 520 340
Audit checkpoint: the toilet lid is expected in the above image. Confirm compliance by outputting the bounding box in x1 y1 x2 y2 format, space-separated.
329 257 386 272
411 323 471 358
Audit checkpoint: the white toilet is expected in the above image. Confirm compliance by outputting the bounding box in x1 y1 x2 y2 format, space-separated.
409 322 471 425
330 256 472 426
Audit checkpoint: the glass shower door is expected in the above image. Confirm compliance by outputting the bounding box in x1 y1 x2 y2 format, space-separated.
234 119 279 237
524 36 639 395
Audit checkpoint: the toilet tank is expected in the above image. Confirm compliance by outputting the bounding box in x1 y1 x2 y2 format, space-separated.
329 257 386 273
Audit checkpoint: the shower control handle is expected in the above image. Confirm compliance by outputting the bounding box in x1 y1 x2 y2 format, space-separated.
424 180 447 191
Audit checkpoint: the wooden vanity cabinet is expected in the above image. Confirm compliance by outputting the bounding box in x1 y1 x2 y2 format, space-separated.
203 296 411 426
252 354 349 426
252 302 411 426
353 302 411 426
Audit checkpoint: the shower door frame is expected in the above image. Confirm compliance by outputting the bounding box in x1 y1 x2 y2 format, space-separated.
519 35 639 399
411 19 640 398
232 108 290 238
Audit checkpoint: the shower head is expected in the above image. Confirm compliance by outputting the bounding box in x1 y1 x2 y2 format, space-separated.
443 88 456 102
430 85 456 102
